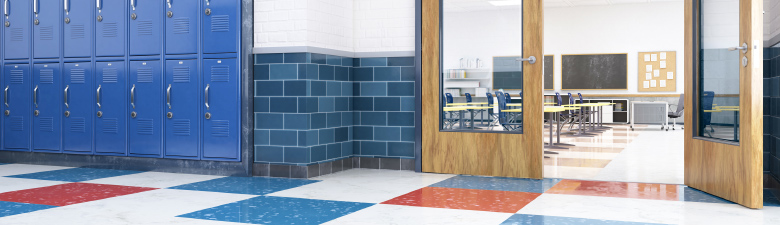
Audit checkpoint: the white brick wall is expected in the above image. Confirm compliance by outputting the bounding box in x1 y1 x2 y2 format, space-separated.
766 0 780 44
254 0 415 53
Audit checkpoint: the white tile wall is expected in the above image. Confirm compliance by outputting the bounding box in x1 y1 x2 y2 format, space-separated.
254 0 415 53
766 0 780 44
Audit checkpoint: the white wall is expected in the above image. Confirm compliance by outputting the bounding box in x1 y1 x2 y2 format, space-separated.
767 0 780 45
353 0 416 52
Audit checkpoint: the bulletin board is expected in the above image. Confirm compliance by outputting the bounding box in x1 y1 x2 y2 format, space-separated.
637 51 676 92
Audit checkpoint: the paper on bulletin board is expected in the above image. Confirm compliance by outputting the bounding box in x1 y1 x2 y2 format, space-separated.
654 70 660 77
651 80 657 87
660 80 666 87
660 52 667 60
646 73 651 80
644 54 651 62
651 54 658 61
667 72 674 79
660 61 667 69
646 65 652 72
644 81 650 88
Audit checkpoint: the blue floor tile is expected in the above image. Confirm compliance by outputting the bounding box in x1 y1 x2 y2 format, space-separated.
765 189 780 207
7 168 144 182
429 175 561 193
178 196 373 224
0 201 57 218
501 214 668 225
679 186 732 204
168 176 319 195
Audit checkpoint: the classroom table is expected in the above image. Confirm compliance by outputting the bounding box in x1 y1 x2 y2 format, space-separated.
704 106 739 141
443 106 492 130
562 103 601 136
446 102 489 106
544 107 569 150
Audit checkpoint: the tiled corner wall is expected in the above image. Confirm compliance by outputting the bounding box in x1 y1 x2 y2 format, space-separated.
252 53 416 178
766 47 780 183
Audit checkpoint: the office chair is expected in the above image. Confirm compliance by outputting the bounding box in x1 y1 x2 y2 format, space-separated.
486 92 499 128
496 92 521 131
701 91 715 137
555 92 579 133
465 93 472 103
667 93 684 131
443 93 460 129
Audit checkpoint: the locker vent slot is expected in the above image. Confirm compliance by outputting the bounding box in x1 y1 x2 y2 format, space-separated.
137 68 153 83
102 68 118 83
173 18 189 34
210 66 229 82
210 120 229 137
173 119 191 136
210 15 230 32
137 119 154 135
10 70 24 84
11 116 25 131
70 118 86 133
10 28 24 41
137 21 154 36
70 69 86 84
173 67 190 83
39 117 54 132
40 69 55 84
70 24 85 39
40 26 55 40
102 118 119 134
102 23 118 38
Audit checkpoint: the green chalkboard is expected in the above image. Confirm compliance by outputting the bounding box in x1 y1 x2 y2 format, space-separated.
492 56 523 90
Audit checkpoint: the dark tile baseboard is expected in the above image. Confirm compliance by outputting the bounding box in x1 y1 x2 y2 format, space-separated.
253 157 415 178
766 172 780 189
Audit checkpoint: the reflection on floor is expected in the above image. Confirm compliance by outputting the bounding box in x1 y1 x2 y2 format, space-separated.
0 165 778 225
543 124 685 185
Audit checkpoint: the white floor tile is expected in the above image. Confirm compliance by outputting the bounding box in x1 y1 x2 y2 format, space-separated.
322 204 513 225
84 172 223 188
543 165 602 180
0 177 68 193
592 128 684 184
0 164 72 177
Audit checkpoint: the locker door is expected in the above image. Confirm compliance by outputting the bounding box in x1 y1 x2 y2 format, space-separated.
129 0 161 56
165 0 198 55
63 0 93 58
95 0 126 57
63 62 93 153
33 0 61 59
201 0 236 54
165 59 198 158
2 64 31 150
95 61 126 154
129 61 161 156
3 0 31 59
33 63 61 152
202 58 237 160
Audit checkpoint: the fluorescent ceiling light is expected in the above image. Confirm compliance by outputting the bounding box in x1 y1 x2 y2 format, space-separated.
489 0 522 6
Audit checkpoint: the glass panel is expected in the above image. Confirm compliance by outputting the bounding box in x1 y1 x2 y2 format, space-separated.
697 0 740 142
440 0 523 133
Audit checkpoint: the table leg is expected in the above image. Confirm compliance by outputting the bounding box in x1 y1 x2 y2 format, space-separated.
458 110 465 129
571 106 595 136
734 111 739 141
545 111 565 150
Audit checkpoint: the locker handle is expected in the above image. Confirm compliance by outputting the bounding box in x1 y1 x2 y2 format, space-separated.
4 86 8 108
34 85 38 108
205 0 209 6
64 85 69 108
167 84 171 109
205 84 210 110
167 0 171 8
64 0 68 13
96 85 101 108
96 0 101 10
34 0 38 14
4 0 8 16
130 84 135 109
130 0 135 11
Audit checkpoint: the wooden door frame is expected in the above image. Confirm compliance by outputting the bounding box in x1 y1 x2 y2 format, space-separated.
420 0 544 178
684 0 763 209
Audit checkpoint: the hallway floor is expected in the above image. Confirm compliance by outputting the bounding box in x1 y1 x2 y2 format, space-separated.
0 164 778 224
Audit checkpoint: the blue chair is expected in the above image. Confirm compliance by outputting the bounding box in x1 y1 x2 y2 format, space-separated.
504 93 512 104
443 93 459 129
445 93 454 104
701 91 715 137
465 93 472 103
486 92 499 128
496 92 521 131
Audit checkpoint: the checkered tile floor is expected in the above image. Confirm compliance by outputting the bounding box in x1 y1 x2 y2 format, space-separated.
0 164 779 225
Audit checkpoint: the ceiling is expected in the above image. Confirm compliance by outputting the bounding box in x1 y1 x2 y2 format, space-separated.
444 0 682 12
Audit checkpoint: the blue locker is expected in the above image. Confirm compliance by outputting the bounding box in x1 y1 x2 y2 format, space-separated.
33 63 61 152
95 0 126 57
129 0 161 56
202 58 237 160
63 0 93 58
129 60 162 157
3 0 31 59
33 0 61 59
2 64 31 150
95 61 126 155
202 0 237 54
165 0 198 55
165 59 199 158
63 62 93 153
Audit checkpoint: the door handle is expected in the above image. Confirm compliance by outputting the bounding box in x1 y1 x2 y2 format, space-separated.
96 85 101 108
96 0 101 10
728 43 749 54
64 85 69 108
33 85 38 108
204 84 209 110
4 86 8 108
167 0 171 8
130 84 135 109
64 0 69 13
166 84 171 109
130 0 135 11
516 56 537 64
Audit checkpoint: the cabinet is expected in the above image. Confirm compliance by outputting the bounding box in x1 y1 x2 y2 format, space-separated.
33 63 61 152
129 60 162 157
95 0 126 57
63 62 93 153
33 0 61 59
2 64 31 150
63 0 93 58
95 61 127 155
202 0 236 54
165 0 198 55
164 59 199 158
129 0 161 56
3 0 31 59
202 58 238 160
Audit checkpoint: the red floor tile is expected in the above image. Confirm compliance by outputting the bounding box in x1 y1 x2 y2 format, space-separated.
0 183 156 206
381 187 541 213
545 179 679 201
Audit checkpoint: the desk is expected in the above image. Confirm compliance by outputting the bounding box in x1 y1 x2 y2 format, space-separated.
446 102 489 106
704 106 739 141
544 107 568 150
443 106 492 130
562 103 600 136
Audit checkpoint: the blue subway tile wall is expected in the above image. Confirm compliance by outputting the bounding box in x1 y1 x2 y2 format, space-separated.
767 47 780 182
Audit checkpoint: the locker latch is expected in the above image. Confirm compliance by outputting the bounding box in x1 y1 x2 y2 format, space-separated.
131 111 137 118
34 110 39 116
131 13 137 20
205 8 211 16
4 21 9 27
97 15 103 22
64 17 70 24
34 19 39 25
97 111 103 118
4 110 9 116
167 112 173 119
167 11 173 18
205 112 211 120
64 111 70 117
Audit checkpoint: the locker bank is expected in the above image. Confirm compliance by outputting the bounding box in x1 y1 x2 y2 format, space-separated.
0 0 252 175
